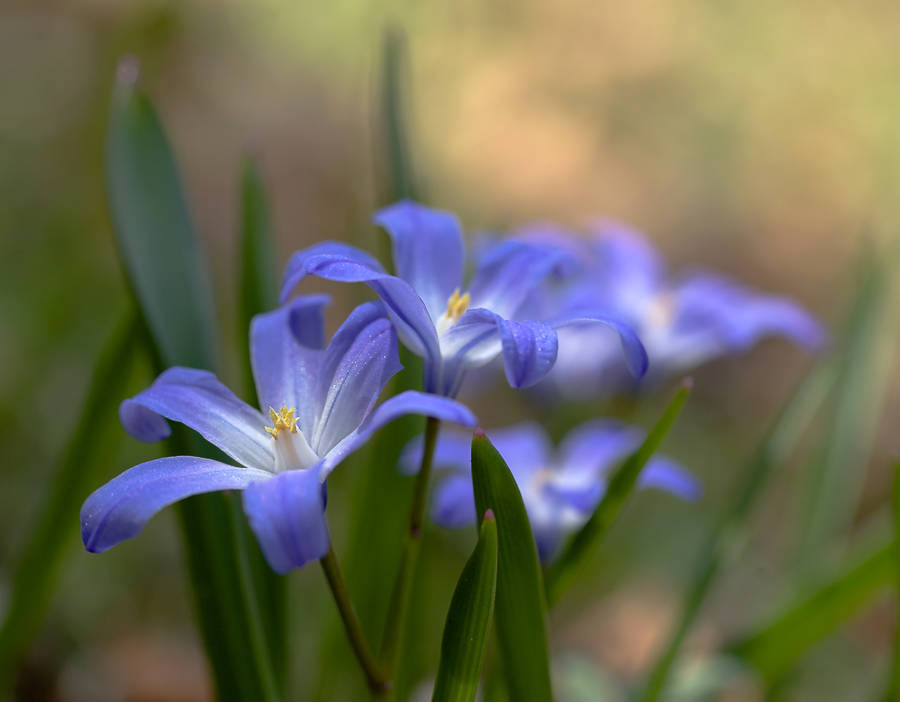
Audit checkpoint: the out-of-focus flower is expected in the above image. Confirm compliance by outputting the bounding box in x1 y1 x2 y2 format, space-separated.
521 220 827 399
279 200 648 398
81 296 476 573
400 419 701 564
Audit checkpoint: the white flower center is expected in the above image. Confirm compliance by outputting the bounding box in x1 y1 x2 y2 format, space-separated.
434 288 471 336
266 406 319 473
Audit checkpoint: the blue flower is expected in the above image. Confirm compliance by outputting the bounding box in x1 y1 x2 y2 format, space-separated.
519 220 827 398
279 200 648 398
81 296 476 573
400 420 701 564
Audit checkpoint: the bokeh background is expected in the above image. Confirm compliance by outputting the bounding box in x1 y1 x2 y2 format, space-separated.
2 1 900 701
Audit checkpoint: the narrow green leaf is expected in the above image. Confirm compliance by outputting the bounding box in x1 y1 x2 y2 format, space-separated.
884 460 900 702
0 308 145 694
634 360 838 702
236 154 288 690
471 429 554 702
105 58 278 702
544 380 693 607
731 538 895 684
379 25 417 203
798 254 900 572
433 511 498 702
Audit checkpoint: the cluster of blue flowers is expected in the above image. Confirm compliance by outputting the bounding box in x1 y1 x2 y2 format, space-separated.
81 200 825 573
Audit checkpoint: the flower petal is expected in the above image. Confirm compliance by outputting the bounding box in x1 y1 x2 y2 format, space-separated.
372 200 465 320
469 240 571 319
242 467 330 574
552 313 649 378
497 317 559 389
81 456 272 553
438 308 504 396
118 399 171 443
430 474 477 529
555 418 643 481
398 430 473 476
312 303 403 455
250 295 329 437
486 422 554 481
122 367 275 471
639 455 703 503
320 390 477 477
280 244 441 379
280 241 386 303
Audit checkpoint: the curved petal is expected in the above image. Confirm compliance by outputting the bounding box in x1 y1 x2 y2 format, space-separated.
242 467 330 574
638 455 703 503
552 313 649 378
320 391 477 478
119 399 171 443
373 200 465 320
280 246 441 374
398 429 474 476
438 308 504 396
312 307 403 455
555 418 644 481
280 241 386 303
250 295 329 437
82 456 272 553
122 367 274 472
496 317 559 389
469 240 572 319
430 474 477 529
587 219 667 304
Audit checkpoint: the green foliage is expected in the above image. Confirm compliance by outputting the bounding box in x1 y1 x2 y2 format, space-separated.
731 538 895 684
0 309 146 694
471 430 553 702
544 380 692 607
433 511 498 702
105 61 278 702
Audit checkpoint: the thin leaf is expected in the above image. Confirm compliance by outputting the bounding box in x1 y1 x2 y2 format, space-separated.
544 379 693 607
105 58 278 702
472 429 554 702
634 360 838 702
433 510 498 702
0 308 145 693
236 154 288 690
731 538 895 684
884 460 900 702
379 25 416 203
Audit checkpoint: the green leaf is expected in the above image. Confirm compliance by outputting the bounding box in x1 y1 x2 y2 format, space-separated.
379 25 417 203
471 429 554 702
883 461 900 702
433 511 498 702
235 153 288 691
0 308 145 694
105 59 278 702
731 538 895 684
544 380 692 607
634 360 838 702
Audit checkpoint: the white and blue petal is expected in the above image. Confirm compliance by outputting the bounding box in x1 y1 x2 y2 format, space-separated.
639 455 704 503
120 367 275 472
242 467 330 574
82 456 272 553
552 313 649 378
312 304 403 456
251 295 329 438
373 200 466 321
280 242 386 303
118 400 172 443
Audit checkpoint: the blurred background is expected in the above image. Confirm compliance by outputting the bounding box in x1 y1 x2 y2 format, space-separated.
2 0 900 700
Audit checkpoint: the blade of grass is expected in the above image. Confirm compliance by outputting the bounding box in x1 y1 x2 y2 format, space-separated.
433 511 498 702
236 154 288 690
472 429 554 702
730 537 895 684
633 360 838 702
0 308 145 694
882 460 900 702
106 57 278 702
544 380 693 607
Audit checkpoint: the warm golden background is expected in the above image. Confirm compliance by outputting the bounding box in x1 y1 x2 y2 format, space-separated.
2 1 899 700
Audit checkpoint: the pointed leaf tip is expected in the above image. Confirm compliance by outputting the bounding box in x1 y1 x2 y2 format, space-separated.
116 55 140 86
680 376 694 390
474 427 486 439
484 508 495 521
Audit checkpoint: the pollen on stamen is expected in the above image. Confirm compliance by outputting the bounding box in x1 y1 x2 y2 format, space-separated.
266 406 298 437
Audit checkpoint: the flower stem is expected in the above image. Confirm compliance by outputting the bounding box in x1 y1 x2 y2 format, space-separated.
320 547 391 694
379 416 442 696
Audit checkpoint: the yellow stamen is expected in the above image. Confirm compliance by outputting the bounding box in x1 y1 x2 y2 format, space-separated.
266 406 298 437
446 288 470 320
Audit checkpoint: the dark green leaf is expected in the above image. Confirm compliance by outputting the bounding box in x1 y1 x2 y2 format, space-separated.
471 429 553 702
544 380 692 607
106 60 278 702
0 308 145 694
883 461 900 702
731 538 895 684
433 511 498 702
235 153 288 690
